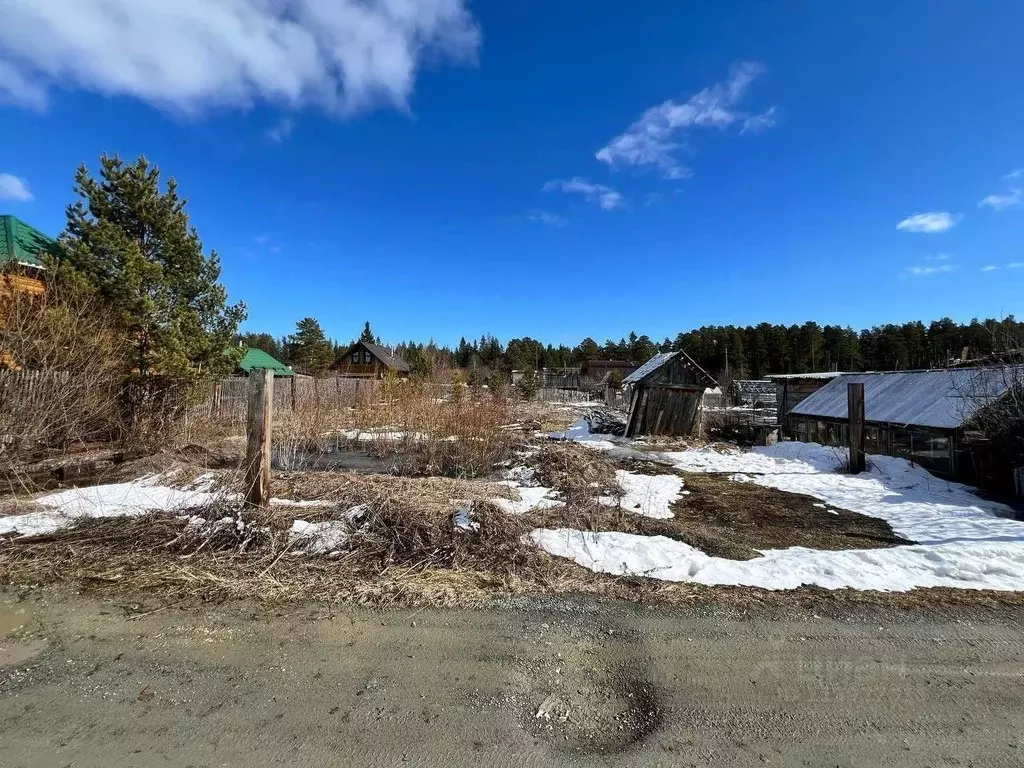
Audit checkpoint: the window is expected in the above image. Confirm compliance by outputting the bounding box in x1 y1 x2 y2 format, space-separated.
364 350 372 364
352 352 360 364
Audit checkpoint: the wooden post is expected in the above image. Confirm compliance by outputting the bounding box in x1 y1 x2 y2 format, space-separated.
290 375 297 411
212 381 222 416
847 382 866 474
245 369 274 508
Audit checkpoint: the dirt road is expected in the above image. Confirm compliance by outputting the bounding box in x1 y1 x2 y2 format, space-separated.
2 589 1022 767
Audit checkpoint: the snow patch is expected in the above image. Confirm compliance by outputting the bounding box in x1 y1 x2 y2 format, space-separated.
0 477 222 538
530 529 1024 592
599 471 684 519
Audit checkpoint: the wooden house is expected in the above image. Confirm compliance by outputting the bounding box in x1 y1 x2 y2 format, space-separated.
622 351 718 437
332 341 410 379
786 367 1024 483
1 215 60 297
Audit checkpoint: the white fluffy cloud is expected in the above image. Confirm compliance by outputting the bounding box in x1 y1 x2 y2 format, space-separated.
543 178 624 211
596 62 776 178
979 188 1022 211
0 0 479 115
0 173 33 201
895 212 960 233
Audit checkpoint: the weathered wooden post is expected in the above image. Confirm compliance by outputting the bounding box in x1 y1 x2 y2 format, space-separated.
245 369 274 508
290 375 297 412
847 382 866 474
212 381 222 417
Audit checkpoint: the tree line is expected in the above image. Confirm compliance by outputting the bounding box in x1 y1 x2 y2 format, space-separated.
242 316 1024 380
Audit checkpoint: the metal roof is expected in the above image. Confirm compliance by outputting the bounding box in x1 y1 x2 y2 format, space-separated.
622 352 676 385
237 347 293 377
1 215 61 269
789 367 1024 429
764 372 847 381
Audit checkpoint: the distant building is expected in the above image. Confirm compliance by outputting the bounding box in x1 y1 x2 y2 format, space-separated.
622 351 718 437
1 214 61 296
332 341 410 379
582 359 637 391
234 347 294 378
787 367 1024 483
766 372 847 426
729 380 777 408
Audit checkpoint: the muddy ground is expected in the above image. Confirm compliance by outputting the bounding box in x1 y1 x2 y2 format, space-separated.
2 587 1023 767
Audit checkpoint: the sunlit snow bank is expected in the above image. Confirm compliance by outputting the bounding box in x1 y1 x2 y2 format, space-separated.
537 425 1024 591
529 529 1024 592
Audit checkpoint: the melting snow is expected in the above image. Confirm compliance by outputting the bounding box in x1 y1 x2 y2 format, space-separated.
0 477 222 538
599 471 684 519
535 432 1024 592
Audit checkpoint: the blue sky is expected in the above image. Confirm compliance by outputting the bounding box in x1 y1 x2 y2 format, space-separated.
1 1 1022 347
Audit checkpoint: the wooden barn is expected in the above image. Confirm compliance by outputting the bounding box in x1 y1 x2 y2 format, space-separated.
622 351 718 438
787 367 1024 483
332 341 410 379
766 372 846 427
581 359 637 391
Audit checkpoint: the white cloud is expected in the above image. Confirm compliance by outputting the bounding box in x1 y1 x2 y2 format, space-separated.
596 61 775 178
981 265 1001 272
543 178 624 211
979 188 1023 211
1004 169 1024 181
527 211 567 228
902 263 957 277
924 253 951 261
0 173 33 201
0 0 480 116
895 212 959 233
1008 262 1024 269
265 117 295 144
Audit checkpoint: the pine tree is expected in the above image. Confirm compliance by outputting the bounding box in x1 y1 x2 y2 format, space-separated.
359 321 376 344
287 317 334 375
61 154 246 378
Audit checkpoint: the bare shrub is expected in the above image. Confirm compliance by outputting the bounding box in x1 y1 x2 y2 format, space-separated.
0 279 125 473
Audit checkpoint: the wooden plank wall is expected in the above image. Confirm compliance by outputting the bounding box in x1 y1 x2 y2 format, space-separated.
632 386 702 436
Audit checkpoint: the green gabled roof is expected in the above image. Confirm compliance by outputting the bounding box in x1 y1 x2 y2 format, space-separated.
0 215 61 269
237 347 294 377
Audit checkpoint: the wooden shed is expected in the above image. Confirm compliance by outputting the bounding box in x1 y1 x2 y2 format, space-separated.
622 352 718 438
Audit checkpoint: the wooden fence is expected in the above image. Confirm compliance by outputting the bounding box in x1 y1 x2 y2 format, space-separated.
210 376 380 416
0 370 73 411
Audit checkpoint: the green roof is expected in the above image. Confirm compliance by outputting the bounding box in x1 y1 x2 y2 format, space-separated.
1 215 61 269
237 347 294 377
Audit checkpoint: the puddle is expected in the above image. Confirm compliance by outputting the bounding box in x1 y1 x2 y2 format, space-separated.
272 445 394 474
0 601 45 667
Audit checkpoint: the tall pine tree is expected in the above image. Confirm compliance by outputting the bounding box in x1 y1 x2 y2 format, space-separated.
61 155 246 379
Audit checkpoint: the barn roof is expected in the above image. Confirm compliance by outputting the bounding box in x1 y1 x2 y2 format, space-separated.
790 367 1024 430
1 215 61 269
